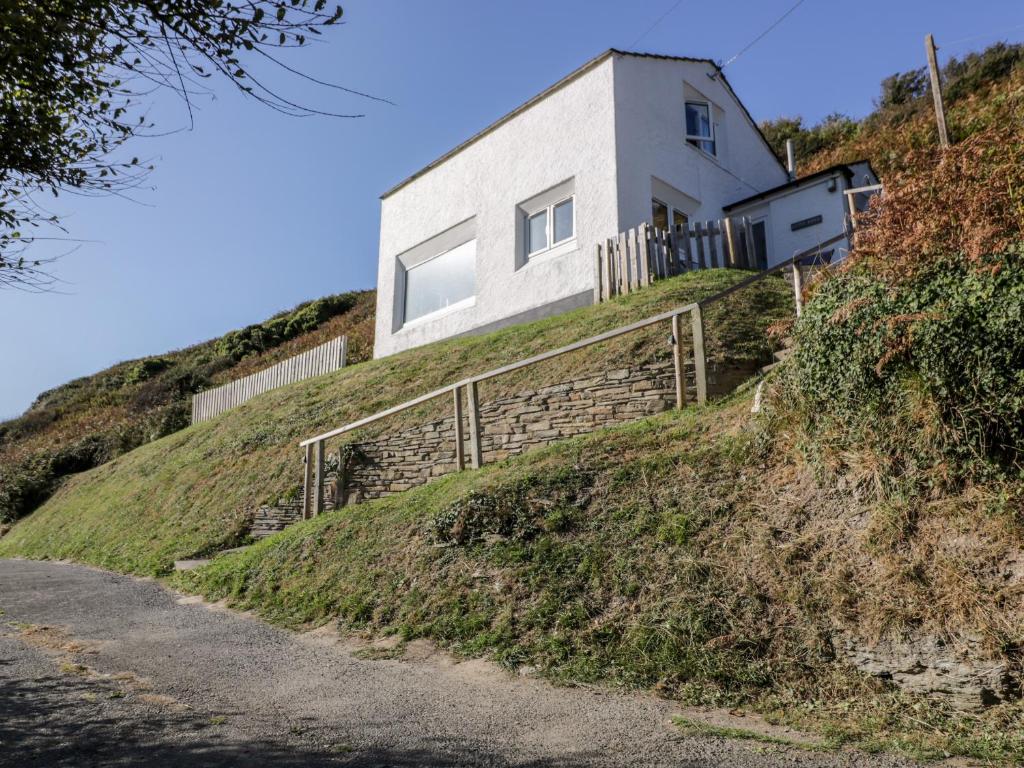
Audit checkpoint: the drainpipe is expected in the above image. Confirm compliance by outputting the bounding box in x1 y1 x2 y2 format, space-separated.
786 139 797 181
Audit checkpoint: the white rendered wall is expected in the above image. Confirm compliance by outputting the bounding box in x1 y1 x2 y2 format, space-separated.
732 173 854 268
373 58 619 359
610 56 789 235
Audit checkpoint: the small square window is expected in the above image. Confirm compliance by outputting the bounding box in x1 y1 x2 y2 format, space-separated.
522 194 575 262
527 209 548 254
553 198 574 244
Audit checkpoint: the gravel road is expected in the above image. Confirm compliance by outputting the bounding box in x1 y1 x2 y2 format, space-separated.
0 559 913 767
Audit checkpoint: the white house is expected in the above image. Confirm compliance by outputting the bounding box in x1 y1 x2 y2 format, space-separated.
373 49 876 359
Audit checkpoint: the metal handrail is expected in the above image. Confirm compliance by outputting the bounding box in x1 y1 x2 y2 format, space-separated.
298 232 846 448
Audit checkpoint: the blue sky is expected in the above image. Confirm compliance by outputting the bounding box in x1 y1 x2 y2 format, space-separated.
2 0 1022 418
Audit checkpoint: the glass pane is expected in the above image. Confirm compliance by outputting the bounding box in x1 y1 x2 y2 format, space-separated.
404 239 476 323
687 137 716 156
553 198 574 243
686 102 711 138
673 210 688 231
652 199 668 230
527 209 548 254
752 221 768 269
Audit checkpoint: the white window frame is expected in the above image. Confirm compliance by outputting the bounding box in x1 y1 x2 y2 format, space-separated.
685 100 716 157
525 194 576 260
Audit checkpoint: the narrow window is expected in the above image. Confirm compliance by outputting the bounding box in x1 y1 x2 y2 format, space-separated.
527 210 548 255
751 220 768 269
553 198 574 244
403 239 476 323
685 101 716 156
673 209 689 231
652 199 669 230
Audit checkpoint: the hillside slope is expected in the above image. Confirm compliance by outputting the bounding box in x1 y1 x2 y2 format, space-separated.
761 41 1024 178
0 290 376 526
0 270 791 575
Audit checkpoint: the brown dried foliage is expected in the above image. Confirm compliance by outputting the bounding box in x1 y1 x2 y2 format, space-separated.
851 123 1024 281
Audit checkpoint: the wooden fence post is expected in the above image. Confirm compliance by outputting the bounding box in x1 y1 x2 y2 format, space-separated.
453 386 465 471
691 305 708 405
694 222 707 269
467 380 483 469
302 443 314 519
594 244 603 303
792 263 804 317
312 439 325 516
672 313 686 409
723 217 737 268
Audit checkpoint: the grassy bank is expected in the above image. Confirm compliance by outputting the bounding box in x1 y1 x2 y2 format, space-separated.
174 391 1024 764
0 269 791 575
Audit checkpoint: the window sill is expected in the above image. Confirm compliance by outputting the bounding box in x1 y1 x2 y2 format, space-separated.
398 296 476 332
684 141 724 167
519 238 578 270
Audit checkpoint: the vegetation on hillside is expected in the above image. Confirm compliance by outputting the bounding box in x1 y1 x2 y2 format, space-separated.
166 80 1024 762
0 290 375 526
4 37 1023 765
0 270 792 574
760 41 1024 176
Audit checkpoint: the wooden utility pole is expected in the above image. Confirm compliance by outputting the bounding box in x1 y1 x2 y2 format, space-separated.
925 34 950 148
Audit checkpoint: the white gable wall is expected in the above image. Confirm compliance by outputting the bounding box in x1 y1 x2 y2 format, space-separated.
374 57 619 359
611 55 788 234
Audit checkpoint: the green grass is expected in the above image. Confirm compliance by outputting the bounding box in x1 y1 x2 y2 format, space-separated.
170 392 1024 764
672 716 824 752
0 270 790 576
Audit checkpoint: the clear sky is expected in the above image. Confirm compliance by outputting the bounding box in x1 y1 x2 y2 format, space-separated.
2 0 1022 418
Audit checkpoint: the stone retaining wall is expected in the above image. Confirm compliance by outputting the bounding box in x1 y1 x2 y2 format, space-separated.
341 359 749 504
249 357 755 538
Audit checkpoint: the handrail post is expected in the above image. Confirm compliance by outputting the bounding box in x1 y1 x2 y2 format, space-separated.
691 305 708 405
671 313 686 409
302 443 314 519
453 386 466 471
312 439 325 516
467 380 483 469
792 262 804 318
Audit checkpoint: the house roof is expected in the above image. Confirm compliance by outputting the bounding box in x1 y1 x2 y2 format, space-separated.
722 161 874 212
380 49 787 200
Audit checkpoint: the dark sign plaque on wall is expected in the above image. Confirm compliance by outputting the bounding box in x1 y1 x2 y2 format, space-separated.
791 214 823 232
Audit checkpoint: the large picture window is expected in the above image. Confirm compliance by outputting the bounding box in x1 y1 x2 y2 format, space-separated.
403 239 476 323
685 101 716 156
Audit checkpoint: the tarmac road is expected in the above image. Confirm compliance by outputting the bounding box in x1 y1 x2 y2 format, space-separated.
0 559 913 767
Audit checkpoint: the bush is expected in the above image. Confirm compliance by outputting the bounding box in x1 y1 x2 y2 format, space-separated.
783 249 1024 487
124 357 172 385
216 293 359 361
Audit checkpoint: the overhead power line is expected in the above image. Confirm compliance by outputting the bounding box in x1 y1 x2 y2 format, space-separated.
720 0 809 70
629 0 686 49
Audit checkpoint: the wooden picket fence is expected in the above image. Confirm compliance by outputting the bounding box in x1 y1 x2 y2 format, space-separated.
595 217 760 301
191 335 348 424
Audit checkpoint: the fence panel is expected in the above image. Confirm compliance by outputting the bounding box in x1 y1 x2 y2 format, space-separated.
595 217 757 302
191 335 348 424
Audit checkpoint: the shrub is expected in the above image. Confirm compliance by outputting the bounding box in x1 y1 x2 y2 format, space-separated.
782 249 1024 488
124 357 172 385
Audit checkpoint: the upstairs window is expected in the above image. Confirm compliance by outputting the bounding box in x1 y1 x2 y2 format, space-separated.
526 195 575 259
685 101 716 156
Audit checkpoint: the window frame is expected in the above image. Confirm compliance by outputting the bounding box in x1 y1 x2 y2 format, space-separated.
685 100 716 157
651 197 690 234
400 238 477 327
524 194 576 261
